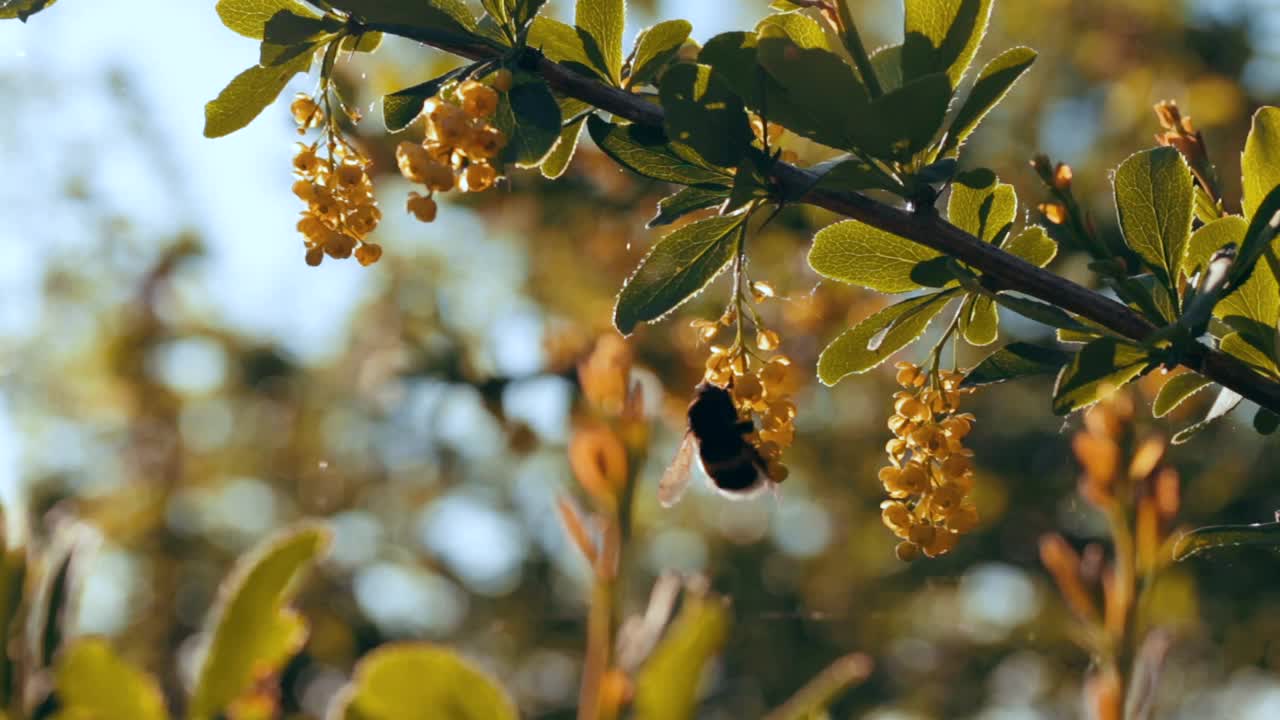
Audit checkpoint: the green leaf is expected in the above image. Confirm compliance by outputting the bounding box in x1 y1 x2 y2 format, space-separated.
633 592 730 720
1004 226 1057 267
1172 387 1242 445
527 17 603 78
962 341 1070 387
331 643 517 720
629 20 692 87
204 53 313 138
808 220 942 293
754 29 868 151
325 0 477 41
1152 371 1211 418
1052 337 1152 415
614 214 746 335
1243 106 1280 220
817 291 956 384
869 44 904 92
1187 215 1280 332
1113 147 1195 296
260 11 340 66
959 294 998 346
948 169 1016 244
1185 215 1246 281
862 72 952 160
810 156 903 195
215 0 318 39
992 293 1096 335
724 164 768 214
577 0 626 85
1173 520 1280 561
189 523 330 720
648 186 728 228
1220 332 1279 377
0 0 57 20
540 115 586 179
586 116 730 186
492 72 562 166
512 0 548 28
53 639 166 720
480 0 509 29
941 46 1036 157
382 65 471 132
659 63 753 169
1227 185 1280 303
902 0 993 87
340 30 384 52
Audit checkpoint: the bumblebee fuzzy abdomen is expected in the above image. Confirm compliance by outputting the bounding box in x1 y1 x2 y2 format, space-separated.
699 449 764 491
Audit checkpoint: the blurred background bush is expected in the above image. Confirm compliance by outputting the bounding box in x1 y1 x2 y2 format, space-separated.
1 0 1278 717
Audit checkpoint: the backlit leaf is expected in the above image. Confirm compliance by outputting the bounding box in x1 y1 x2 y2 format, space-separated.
633 591 730 720
540 115 586 179
941 46 1036 157
1152 371 1211 418
614 214 746 335
959 294 999 346
948 169 1015 244
1173 520 1280 560
527 16 602 79
492 72 562 166
648 186 728 228
204 53 313 138
215 0 318 39
1052 338 1152 415
1220 332 1279 377
189 523 330 720
1004 226 1057 267
808 220 942 293
586 116 731 186
861 72 952 160
1114 147 1195 296
629 20 692 87
53 639 166 720
1172 387 1242 445
1243 106 1280 220
382 65 470 132
817 291 956 384
325 0 477 44
576 0 626 84
963 342 1070 387
328 643 517 720
659 63 753 168
902 0 993 87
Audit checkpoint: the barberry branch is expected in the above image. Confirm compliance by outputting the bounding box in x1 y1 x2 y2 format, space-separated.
365 22 1280 414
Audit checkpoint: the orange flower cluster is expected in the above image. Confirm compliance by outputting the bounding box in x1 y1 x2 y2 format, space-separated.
397 71 511 224
289 94 383 267
878 363 979 561
694 282 796 484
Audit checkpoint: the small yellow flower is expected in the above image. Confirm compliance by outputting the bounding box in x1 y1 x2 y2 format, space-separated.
876 366 980 560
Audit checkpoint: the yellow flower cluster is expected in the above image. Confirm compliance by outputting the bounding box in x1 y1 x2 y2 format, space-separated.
694 281 796 484
397 71 511 224
289 94 383 267
878 362 979 561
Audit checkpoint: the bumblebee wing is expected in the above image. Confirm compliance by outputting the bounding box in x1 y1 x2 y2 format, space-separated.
658 433 698 508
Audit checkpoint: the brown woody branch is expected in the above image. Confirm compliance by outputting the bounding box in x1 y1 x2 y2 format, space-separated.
368 23 1280 415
